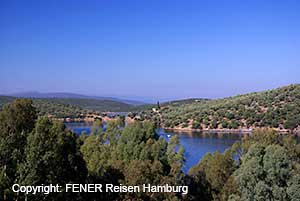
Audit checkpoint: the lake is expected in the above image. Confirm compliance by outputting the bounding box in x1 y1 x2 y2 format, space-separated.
65 122 242 173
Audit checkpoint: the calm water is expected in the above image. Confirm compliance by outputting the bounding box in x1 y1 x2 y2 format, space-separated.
65 122 242 172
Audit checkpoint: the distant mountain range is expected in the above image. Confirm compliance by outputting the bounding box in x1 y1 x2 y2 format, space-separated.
8 92 145 106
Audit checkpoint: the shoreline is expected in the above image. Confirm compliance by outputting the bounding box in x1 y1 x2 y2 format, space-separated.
56 117 299 135
164 127 252 133
162 127 297 134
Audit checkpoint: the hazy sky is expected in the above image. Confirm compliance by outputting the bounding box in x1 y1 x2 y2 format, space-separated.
1 0 300 100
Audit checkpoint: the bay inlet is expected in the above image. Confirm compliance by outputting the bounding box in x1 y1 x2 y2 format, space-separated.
65 122 242 172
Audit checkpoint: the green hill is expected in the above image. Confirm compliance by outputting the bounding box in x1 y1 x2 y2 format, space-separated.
161 98 210 107
0 97 86 118
40 98 134 112
0 97 142 118
149 84 300 131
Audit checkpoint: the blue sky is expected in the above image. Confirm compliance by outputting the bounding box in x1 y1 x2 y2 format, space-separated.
1 0 300 101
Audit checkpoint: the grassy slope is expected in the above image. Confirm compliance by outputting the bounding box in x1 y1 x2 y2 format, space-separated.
151 84 300 130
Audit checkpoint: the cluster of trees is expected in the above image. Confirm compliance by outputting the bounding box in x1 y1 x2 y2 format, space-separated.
80 118 186 200
0 99 87 200
0 99 299 200
188 128 300 201
34 99 86 118
0 99 185 200
150 84 300 131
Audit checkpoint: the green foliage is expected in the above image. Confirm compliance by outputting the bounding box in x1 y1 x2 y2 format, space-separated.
18 117 87 200
187 128 300 201
149 84 300 131
0 96 87 118
80 121 185 200
1 99 300 201
188 149 237 201
0 96 15 108
227 129 300 201
233 144 295 201
0 99 37 200
287 174 300 201
0 96 154 118
284 115 300 130
192 121 201 129
0 100 87 200
1 100 181 200
43 98 134 112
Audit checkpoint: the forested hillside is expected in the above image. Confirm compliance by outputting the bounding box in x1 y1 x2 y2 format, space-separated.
0 99 186 200
162 98 210 107
0 96 146 117
148 84 300 131
40 98 134 112
1 99 299 200
0 96 85 118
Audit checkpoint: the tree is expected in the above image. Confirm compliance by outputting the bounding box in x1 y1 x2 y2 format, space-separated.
117 115 126 127
81 121 185 200
284 116 300 130
287 174 300 201
192 121 201 129
123 160 164 200
210 120 218 129
221 120 228 129
188 149 236 201
18 117 87 201
232 143 295 201
90 119 102 135
241 128 279 153
0 99 37 200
